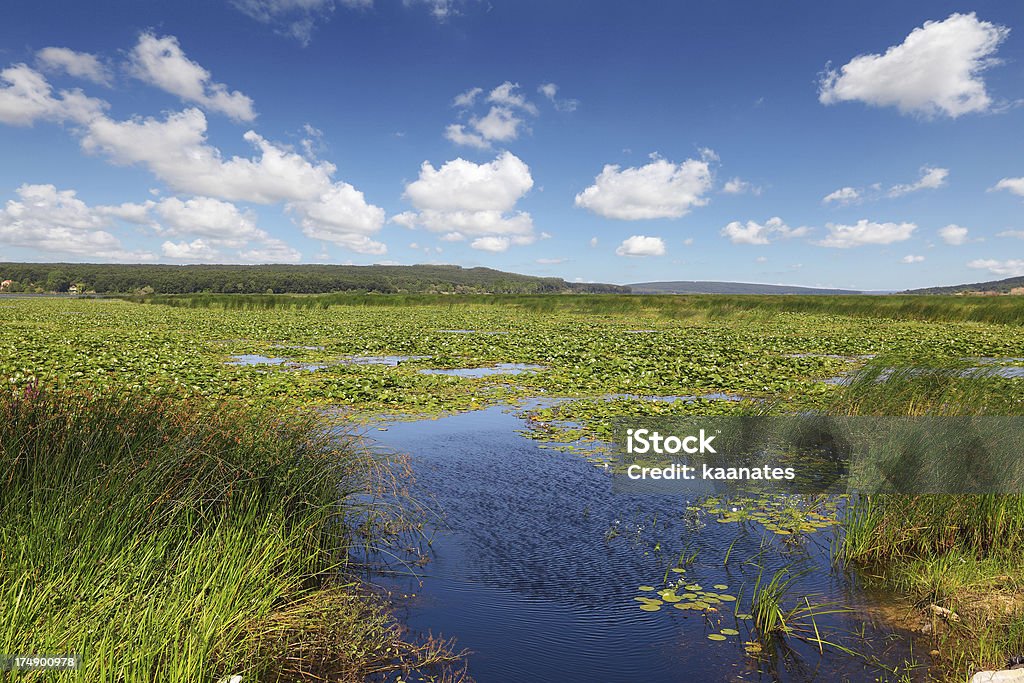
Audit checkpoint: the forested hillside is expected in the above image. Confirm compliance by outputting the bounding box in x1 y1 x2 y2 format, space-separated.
0 263 628 295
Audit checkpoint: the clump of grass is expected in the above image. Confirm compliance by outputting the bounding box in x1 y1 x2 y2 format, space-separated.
750 568 848 653
833 361 1024 677
0 383 462 681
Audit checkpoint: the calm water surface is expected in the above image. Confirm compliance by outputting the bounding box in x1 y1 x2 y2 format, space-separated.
366 406 913 683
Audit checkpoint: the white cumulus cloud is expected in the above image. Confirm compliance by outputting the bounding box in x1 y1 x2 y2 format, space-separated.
815 220 917 248
162 238 219 261
991 177 1024 197
818 12 1009 118
616 235 665 257
397 152 537 250
939 224 969 245
0 63 106 126
128 33 256 122
445 81 537 149
721 217 809 245
901 254 925 263
155 196 262 247
968 259 1024 277
0 184 153 261
289 183 387 254
575 155 714 220
36 47 112 86
78 107 385 252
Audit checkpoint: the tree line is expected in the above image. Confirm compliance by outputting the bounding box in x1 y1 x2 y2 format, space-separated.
0 263 629 295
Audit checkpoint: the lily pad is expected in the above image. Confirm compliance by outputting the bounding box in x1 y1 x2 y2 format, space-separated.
721 628 740 636
707 634 727 641
639 604 661 612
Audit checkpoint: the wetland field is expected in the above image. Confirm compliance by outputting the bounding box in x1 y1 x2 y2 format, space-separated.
2 294 1024 682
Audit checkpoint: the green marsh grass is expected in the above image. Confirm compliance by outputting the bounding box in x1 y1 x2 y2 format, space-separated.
833 360 1024 678
0 384 461 681
130 292 1024 326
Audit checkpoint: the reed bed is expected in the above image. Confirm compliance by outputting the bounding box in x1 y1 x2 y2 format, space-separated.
0 384 460 681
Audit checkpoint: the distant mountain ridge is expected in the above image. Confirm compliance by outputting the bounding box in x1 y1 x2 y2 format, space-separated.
906 275 1024 295
628 281 863 295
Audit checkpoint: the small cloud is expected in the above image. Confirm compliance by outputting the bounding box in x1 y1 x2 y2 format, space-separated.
616 235 665 257
537 82 578 112
536 257 566 265
471 235 510 252
721 217 809 245
823 186 861 205
901 254 925 263
939 224 969 245
722 177 761 195
888 166 948 197
991 177 1024 197
36 47 112 86
453 86 483 108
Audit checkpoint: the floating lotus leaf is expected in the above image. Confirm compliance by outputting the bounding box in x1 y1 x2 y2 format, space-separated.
718 594 737 601
714 584 728 590
662 594 682 603
638 585 655 591
707 634 727 641
670 568 686 573
685 584 701 591
721 628 740 636
639 604 661 612
680 593 698 599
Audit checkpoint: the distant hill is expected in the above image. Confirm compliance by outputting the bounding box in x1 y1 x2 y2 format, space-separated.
0 263 629 295
628 280 863 295
906 275 1024 295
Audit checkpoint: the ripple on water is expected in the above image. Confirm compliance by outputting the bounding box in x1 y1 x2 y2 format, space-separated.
365 405 912 682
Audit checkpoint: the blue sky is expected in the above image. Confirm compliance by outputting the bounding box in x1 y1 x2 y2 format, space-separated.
1 0 1023 289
